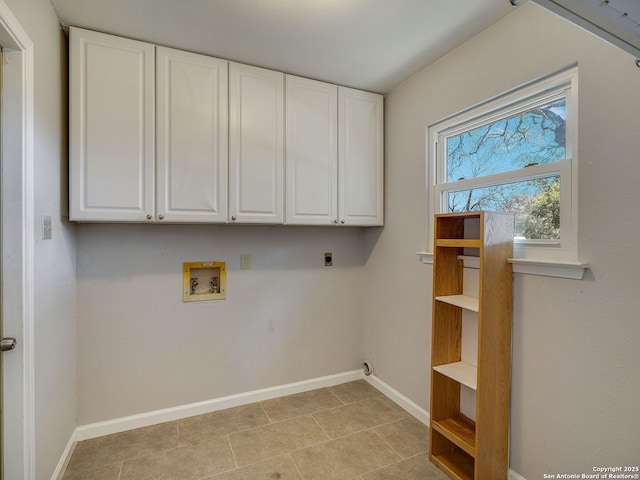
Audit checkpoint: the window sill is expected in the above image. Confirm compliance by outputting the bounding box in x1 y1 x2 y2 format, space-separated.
417 252 589 280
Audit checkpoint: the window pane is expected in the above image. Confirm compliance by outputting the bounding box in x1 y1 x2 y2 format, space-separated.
445 99 566 182
446 176 560 240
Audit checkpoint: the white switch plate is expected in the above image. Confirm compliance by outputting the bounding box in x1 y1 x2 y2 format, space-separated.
42 216 52 240
240 254 251 270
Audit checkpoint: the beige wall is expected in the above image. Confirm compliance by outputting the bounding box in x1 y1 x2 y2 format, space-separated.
76 224 365 424
364 3 640 477
3 0 77 478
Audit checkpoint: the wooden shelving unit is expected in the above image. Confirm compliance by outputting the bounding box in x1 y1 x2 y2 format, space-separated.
429 211 514 480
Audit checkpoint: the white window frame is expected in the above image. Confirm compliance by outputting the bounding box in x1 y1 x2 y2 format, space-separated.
426 67 581 267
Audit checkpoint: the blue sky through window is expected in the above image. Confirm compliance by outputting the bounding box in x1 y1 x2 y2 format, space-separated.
443 98 566 240
446 99 566 182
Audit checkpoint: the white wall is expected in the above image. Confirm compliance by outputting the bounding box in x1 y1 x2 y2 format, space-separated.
76 224 366 424
364 2 640 478
3 0 76 478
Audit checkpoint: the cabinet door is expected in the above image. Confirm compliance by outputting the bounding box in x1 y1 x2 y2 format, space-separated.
285 75 338 225
69 27 155 222
156 47 228 222
338 87 384 226
229 63 284 224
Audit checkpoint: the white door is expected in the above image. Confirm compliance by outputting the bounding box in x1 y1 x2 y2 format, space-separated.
285 75 338 225
1 46 4 480
229 62 284 224
1 44 23 480
338 87 384 226
156 47 228 223
69 27 155 222
0 6 35 476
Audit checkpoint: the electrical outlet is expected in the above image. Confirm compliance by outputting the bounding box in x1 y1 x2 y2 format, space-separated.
240 253 251 270
324 252 332 266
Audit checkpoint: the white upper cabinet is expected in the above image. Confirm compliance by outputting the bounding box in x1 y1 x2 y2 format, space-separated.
338 87 384 226
156 47 228 222
285 75 338 225
229 63 284 223
69 28 383 226
285 76 384 226
69 27 155 222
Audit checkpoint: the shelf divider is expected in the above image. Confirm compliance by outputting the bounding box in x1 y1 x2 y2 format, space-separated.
432 415 476 457
435 294 479 312
431 450 475 480
433 361 477 390
436 238 481 248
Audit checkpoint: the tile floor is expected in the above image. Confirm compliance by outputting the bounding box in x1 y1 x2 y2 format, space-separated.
62 380 448 480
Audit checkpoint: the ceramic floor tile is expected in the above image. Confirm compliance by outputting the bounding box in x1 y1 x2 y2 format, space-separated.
178 403 270 445
65 421 178 475
290 430 400 480
312 398 405 438
120 435 235 480
261 388 343 422
329 380 385 404
361 453 449 480
61 382 434 480
374 417 429 458
61 462 122 480
229 415 328 466
210 455 302 480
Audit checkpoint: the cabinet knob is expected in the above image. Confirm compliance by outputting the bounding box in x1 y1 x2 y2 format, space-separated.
231 216 237 221
158 214 164 220
340 220 345 224
333 219 338 224
146 214 153 220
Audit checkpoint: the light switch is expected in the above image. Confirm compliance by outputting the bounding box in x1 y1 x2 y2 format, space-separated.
42 216 52 240
240 254 251 270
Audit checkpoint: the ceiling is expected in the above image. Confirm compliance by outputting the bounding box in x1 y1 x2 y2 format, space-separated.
49 0 520 94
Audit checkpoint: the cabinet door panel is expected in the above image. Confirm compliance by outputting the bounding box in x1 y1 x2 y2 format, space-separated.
156 47 228 222
338 87 384 226
285 75 337 225
229 63 284 223
70 27 155 221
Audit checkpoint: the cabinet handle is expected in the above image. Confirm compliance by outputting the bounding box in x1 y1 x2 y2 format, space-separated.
158 214 164 220
146 214 153 220
231 216 237 221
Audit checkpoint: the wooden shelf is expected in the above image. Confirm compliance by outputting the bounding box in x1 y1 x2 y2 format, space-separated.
433 362 477 390
435 294 479 312
431 449 475 480
430 211 514 480
436 238 481 248
432 415 476 457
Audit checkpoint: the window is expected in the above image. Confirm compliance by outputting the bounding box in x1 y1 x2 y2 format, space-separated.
427 67 578 262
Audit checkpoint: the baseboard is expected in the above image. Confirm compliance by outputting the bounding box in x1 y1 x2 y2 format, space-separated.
509 470 528 480
50 432 77 480
74 370 362 442
50 370 362 479
363 374 430 425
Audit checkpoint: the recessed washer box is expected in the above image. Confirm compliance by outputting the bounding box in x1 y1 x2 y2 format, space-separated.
183 261 226 302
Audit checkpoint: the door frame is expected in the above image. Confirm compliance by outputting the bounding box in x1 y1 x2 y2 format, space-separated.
0 2 35 479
